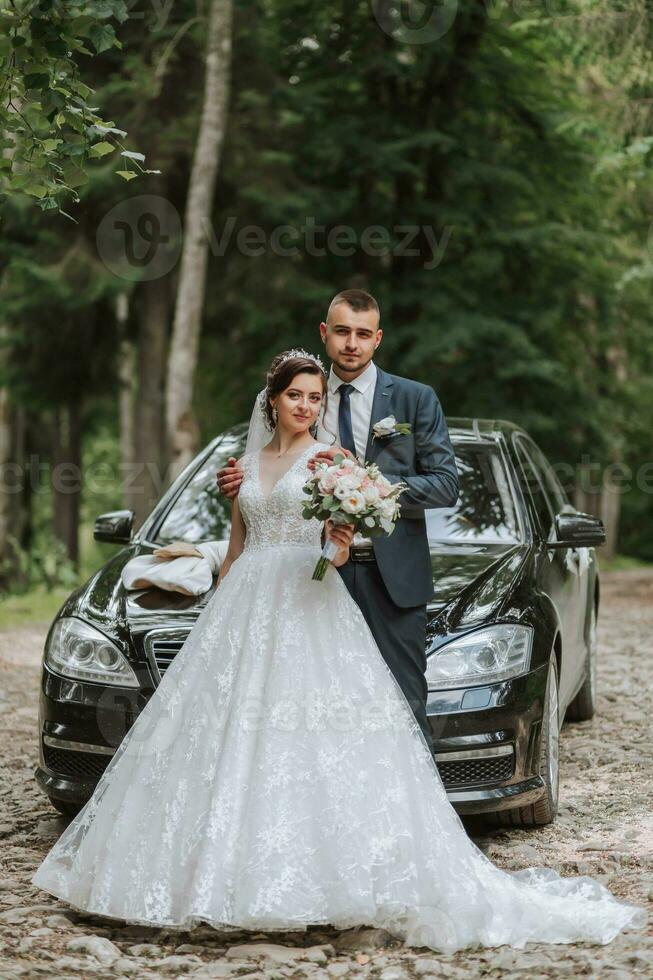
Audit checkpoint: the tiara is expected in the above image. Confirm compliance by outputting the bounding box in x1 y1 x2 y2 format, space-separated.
259 348 326 430
277 348 325 373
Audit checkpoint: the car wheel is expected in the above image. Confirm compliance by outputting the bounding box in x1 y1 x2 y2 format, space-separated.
50 798 82 819
490 652 560 828
565 601 597 722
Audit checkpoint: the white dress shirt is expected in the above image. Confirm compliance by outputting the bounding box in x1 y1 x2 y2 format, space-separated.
317 360 378 550
319 360 377 462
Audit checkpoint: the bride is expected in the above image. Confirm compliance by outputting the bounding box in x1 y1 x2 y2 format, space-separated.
31 350 646 952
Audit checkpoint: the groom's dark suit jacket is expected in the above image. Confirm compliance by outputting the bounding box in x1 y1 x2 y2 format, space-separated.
358 367 459 608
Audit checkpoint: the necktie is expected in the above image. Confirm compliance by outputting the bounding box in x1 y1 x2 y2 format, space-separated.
338 384 357 457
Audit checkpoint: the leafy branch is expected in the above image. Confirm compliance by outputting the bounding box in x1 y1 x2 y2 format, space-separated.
0 0 155 218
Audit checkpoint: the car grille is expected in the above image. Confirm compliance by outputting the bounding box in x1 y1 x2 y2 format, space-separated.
437 753 514 788
150 638 184 677
43 744 111 781
143 629 191 684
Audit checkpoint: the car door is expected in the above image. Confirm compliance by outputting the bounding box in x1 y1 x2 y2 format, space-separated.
513 436 582 702
522 438 590 679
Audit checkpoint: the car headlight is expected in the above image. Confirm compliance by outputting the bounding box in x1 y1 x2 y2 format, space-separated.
44 617 139 687
425 624 533 690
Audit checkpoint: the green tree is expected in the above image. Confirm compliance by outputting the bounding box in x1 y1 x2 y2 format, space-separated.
0 0 155 215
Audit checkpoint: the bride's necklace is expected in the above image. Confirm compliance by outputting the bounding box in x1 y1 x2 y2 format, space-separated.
267 442 312 459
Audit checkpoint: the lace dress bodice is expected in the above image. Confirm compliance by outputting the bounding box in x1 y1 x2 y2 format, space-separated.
238 442 330 552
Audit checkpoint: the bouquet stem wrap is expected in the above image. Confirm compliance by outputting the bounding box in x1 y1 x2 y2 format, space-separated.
313 513 350 581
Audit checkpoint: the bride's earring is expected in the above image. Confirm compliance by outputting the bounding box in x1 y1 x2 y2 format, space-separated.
272 406 278 425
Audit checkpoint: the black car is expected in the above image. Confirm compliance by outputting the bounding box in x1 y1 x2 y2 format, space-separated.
35 418 605 827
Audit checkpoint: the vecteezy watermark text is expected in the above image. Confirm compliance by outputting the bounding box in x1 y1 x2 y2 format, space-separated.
202 217 453 271
4 454 653 498
95 197 454 280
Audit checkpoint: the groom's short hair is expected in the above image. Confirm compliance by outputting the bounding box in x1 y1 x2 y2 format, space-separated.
328 288 380 320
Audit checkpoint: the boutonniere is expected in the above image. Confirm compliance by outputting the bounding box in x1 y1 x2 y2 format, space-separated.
372 415 412 439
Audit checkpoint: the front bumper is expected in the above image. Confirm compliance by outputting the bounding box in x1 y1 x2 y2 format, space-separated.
427 661 549 814
34 662 149 807
36 656 550 816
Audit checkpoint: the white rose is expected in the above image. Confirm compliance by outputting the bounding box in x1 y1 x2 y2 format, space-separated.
362 484 381 506
334 475 360 499
379 497 398 520
341 491 366 515
373 415 397 437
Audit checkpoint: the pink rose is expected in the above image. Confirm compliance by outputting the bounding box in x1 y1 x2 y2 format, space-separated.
318 471 338 494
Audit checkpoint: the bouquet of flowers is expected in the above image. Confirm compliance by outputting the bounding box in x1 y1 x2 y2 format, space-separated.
302 454 406 580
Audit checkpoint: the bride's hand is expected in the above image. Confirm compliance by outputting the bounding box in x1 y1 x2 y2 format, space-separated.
325 519 355 568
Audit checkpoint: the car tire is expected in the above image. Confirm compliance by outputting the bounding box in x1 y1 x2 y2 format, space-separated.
490 652 560 828
50 798 82 819
565 601 597 722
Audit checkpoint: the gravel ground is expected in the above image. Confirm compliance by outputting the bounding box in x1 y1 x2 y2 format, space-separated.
0 568 651 979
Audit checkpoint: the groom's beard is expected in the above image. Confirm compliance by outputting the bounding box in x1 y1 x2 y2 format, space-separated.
333 351 373 376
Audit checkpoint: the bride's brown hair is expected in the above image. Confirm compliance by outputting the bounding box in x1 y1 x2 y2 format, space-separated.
264 353 329 431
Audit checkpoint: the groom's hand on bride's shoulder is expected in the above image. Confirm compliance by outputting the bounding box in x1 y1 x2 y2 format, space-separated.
216 457 244 498
307 445 355 471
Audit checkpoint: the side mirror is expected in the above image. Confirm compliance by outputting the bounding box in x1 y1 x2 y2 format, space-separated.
548 512 606 549
94 510 135 544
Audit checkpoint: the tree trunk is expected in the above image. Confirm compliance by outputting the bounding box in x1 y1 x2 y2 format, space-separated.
599 340 627 560
165 0 233 482
599 469 621 559
0 317 30 590
117 292 140 520
133 277 170 527
574 460 621 560
0 388 13 569
0 386 29 590
51 402 81 569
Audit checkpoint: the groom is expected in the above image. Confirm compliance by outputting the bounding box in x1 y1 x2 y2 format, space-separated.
217 289 459 757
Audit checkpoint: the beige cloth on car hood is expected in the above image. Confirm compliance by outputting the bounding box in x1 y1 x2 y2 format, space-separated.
121 541 228 596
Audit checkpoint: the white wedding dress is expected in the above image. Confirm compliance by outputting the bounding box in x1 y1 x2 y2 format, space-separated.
32 441 646 952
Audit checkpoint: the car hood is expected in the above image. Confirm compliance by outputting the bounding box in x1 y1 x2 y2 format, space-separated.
63 544 215 641
428 541 531 632
65 540 531 642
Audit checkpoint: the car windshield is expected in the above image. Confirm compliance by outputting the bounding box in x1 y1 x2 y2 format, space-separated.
153 428 249 545
426 444 520 544
151 433 520 546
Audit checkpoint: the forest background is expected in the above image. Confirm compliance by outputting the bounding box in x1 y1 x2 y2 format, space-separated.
1 0 652 623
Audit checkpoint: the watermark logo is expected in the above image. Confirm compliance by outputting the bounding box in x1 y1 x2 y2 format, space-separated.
96 194 182 282
372 0 459 44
